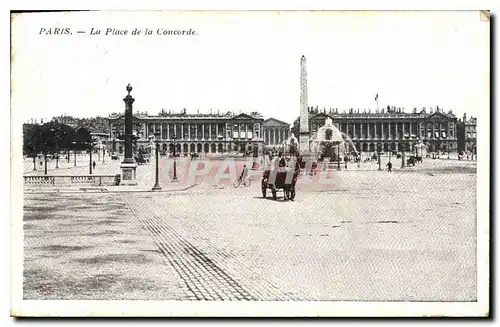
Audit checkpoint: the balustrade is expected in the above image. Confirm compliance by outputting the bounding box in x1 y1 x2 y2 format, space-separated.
23 175 120 186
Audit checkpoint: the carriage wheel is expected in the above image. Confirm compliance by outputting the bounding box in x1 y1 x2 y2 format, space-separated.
284 188 290 201
290 186 296 201
271 187 277 200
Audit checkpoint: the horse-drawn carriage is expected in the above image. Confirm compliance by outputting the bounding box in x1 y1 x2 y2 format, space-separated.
406 155 422 166
261 167 299 201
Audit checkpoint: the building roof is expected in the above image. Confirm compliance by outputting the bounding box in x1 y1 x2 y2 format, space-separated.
308 106 457 120
263 118 290 126
108 110 264 121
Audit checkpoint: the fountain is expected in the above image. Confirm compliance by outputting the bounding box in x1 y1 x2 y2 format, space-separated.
310 118 358 168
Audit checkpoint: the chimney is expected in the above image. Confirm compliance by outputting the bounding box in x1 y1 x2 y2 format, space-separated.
463 113 467 121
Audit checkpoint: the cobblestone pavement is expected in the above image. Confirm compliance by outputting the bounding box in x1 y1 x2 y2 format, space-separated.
23 160 477 301
23 193 190 300
125 200 289 301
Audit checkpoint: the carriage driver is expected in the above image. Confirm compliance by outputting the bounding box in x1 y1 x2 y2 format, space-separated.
278 152 287 168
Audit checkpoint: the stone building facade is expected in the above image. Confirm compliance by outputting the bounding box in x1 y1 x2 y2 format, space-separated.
457 113 477 154
262 118 291 149
305 105 458 154
107 110 266 155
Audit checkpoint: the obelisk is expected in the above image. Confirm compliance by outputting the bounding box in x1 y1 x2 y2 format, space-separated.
299 55 311 155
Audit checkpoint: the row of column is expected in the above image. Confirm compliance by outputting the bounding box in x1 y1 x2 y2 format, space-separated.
337 122 419 140
422 123 454 139
334 122 455 140
352 142 416 152
351 140 456 152
131 122 263 141
264 128 289 145
157 141 263 154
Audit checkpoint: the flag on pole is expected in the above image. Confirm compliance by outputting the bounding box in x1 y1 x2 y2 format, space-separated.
375 93 379 101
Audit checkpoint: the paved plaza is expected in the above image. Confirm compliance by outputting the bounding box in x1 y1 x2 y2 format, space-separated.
23 156 477 301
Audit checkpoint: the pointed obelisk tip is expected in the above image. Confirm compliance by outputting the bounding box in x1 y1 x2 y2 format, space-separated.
301 55 306 59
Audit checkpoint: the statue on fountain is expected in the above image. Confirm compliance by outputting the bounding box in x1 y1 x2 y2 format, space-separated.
310 117 358 165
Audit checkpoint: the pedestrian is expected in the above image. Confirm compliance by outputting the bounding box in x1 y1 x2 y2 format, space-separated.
386 161 392 172
92 160 96 170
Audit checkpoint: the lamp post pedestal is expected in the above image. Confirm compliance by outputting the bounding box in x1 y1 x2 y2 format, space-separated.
120 162 138 185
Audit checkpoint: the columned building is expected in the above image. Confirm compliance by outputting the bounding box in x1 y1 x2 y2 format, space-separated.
107 110 265 155
306 106 458 154
263 118 290 149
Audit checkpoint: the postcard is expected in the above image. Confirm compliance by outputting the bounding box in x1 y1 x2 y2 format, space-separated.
10 10 490 317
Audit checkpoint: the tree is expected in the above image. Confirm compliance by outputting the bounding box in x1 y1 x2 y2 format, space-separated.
74 127 91 151
23 124 43 157
41 120 76 154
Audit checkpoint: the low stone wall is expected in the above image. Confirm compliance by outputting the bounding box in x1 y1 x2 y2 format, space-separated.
24 175 120 187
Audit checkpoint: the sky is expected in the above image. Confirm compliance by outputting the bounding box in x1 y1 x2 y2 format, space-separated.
11 11 489 125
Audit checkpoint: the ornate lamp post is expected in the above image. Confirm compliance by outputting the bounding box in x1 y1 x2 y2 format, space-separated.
50 127 60 169
172 134 178 181
119 84 138 185
401 136 408 168
152 131 162 191
89 137 97 175
72 141 77 166
337 144 341 171
44 152 48 175
32 129 42 171
377 143 382 171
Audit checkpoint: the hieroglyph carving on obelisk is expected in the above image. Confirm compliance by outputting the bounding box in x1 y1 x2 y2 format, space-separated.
299 55 311 153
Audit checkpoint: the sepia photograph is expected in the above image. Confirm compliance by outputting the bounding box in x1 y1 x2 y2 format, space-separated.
10 10 490 317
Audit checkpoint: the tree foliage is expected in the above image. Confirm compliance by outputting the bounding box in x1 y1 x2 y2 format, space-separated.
23 122 81 156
